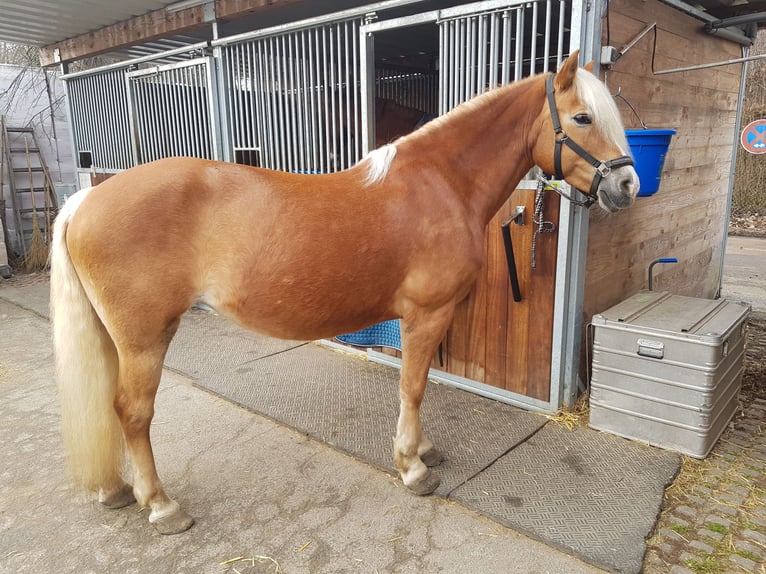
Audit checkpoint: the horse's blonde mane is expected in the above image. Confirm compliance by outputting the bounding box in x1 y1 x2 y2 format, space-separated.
573 68 629 151
363 144 397 185
359 67 627 184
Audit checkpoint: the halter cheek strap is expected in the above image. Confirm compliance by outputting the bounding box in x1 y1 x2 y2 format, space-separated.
545 74 634 204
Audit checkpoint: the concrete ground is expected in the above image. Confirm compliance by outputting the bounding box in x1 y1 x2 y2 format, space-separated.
0 283 603 574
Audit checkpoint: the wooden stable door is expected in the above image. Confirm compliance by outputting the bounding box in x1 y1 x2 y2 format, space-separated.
439 187 561 402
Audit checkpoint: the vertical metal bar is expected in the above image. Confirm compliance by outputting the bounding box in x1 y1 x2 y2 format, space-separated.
191 65 203 158
118 70 131 169
557 0 566 67
343 20 352 168
159 70 171 160
322 26 331 171
442 22 449 111
359 21 375 156
477 13 487 95
544 0 552 72
515 4 524 81
466 16 475 101
272 35 285 171
501 10 511 85
188 66 201 159
458 18 466 104
287 31 297 171
181 67 193 156
233 43 243 150
207 58 223 161
96 73 110 165
256 40 271 168
530 0 539 76
307 29 318 172
125 75 140 165
351 19 360 164
202 62 212 158
489 10 499 90
247 42 257 151
329 24 338 171
299 30 310 172
167 68 178 157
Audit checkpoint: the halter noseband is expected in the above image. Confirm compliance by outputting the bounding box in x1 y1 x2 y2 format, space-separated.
544 73 634 208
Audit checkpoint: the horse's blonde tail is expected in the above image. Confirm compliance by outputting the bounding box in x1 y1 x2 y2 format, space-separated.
50 187 125 492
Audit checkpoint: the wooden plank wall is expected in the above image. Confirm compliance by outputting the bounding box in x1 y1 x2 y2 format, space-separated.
441 188 560 401
584 0 742 326
375 187 560 402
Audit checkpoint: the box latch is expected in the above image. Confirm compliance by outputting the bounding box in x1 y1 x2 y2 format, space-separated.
637 338 664 359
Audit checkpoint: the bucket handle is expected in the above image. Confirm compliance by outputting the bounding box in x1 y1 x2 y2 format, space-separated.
613 87 648 130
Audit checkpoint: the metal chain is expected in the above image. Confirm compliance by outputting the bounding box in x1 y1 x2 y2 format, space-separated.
531 178 557 270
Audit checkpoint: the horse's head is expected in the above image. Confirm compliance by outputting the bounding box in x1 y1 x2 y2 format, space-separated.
532 51 639 212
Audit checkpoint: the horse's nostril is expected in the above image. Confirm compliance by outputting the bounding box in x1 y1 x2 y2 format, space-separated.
620 177 635 195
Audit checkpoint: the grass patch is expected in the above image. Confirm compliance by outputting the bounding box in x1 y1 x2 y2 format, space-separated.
736 549 760 561
707 523 729 535
684 555 724 573
671 523 691 535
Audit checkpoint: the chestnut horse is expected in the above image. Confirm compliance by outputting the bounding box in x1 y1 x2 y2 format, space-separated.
50 51 638 534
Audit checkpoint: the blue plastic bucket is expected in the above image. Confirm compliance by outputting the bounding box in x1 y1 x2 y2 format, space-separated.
625 129 675 197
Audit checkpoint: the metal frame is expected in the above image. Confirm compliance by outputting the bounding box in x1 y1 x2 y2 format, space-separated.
64 67 133 174
126 57 220 164
220 17 365 173
549 0 598 410
360 0 578 413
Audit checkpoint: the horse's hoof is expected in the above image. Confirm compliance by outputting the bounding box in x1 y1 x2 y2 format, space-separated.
150 509 195 535
406 469 441 496
100 484 136 509
421 448 445 467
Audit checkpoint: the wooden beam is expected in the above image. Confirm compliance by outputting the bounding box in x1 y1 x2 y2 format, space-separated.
39 0 305 66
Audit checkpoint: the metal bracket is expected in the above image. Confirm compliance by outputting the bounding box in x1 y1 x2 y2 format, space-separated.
512 205 525 226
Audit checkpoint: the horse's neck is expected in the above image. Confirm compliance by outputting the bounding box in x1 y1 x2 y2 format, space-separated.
401 78 543 226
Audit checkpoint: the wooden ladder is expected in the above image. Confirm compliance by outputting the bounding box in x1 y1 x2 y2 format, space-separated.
1 117 59 258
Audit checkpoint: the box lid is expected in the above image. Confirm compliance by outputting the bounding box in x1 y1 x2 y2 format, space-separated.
592 291 750 342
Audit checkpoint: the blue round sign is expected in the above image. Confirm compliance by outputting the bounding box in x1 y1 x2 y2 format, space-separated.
741 119 766 154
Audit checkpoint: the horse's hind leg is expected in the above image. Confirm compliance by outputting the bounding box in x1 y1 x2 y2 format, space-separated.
394 304 453 495
113 320 194 535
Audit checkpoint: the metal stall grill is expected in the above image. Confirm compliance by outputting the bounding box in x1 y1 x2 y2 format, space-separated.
375 67 438 115
65 68 132 171
221 18 364 174
439 0 570 113
127 58 218 165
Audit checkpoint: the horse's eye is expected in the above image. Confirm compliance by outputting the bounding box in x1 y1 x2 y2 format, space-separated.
573 113 592 126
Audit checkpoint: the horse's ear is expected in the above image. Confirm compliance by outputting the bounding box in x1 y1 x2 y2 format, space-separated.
554 50 580 92
584 60 595 73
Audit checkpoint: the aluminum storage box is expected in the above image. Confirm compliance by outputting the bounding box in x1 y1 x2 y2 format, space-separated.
589 291 750 458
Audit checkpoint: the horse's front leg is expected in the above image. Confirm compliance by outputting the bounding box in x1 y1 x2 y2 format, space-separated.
394 304 454 495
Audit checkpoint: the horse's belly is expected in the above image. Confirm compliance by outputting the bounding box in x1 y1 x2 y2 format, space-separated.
203 277 398 342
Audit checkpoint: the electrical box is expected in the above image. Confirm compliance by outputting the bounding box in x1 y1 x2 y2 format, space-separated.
589 291 750 458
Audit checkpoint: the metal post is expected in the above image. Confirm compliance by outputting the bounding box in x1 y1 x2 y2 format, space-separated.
359 20 376 156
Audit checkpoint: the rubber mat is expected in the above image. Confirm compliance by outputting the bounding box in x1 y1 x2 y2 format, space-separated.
190 341 547 496
449 424 680 574
168 310 680 573
165 310 306 379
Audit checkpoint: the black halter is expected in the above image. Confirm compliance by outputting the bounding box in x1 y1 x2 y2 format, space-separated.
544 73 634 207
